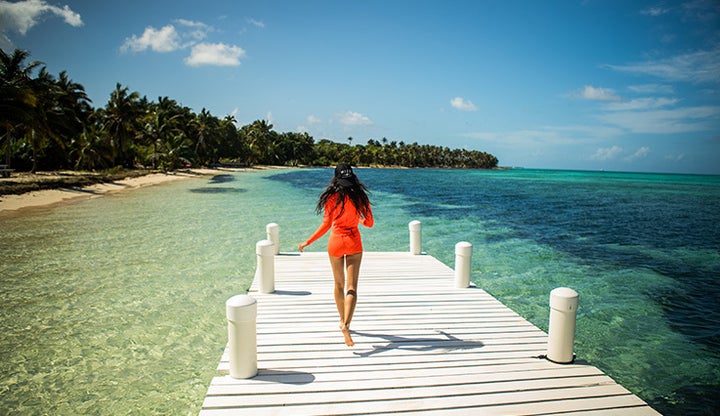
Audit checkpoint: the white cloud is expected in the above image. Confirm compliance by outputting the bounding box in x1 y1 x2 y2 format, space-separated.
627 146 650 161
641 6 671 16
339 111 373 126
598 105 720 133
307 115 322 124
604 97 679 111
450 96 477 111
0 0 81 48
175 19 211 42
0 0 82 34
591 145 623 161
121 25 181 53
607 48 720 84
464 124 620 147
120 21 246 67
580 85 622 101
247 18 265 28
184 42 245 66
665 152 686 162
627 84 674 94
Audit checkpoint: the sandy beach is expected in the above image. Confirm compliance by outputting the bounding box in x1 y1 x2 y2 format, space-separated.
0 168 228 214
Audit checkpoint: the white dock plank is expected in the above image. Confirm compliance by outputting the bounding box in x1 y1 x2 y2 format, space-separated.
201 252 661 415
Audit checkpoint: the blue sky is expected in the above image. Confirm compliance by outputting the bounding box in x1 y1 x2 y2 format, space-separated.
1 0 719 174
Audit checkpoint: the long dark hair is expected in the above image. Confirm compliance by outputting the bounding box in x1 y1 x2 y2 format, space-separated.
316 173 372 219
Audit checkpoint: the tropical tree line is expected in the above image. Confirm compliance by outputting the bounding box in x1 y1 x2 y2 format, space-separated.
1 48 498 172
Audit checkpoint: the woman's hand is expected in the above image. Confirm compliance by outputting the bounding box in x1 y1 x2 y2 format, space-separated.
298 242 308 252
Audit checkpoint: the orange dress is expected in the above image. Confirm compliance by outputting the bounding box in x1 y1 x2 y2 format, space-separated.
304 194 374 257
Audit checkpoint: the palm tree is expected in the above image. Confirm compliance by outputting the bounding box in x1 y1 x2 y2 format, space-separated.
45 70 92 170
26 67 59 172
72 112 113 170
0 49 42 167
244 119 273 165
103 83 142 167
140 97 183 168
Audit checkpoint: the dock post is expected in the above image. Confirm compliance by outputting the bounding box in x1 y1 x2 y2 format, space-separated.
226 294 258 379
546 287 579 364
454 241 472 288
266 223 280 254
409 220 422 255
255 240 275 293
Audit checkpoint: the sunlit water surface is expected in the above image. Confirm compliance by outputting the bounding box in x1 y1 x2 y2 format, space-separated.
1 168 718 415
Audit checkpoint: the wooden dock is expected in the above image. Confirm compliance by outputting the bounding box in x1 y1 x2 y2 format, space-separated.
200 251 661 415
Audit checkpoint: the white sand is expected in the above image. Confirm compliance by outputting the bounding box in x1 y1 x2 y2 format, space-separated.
0 169 223 213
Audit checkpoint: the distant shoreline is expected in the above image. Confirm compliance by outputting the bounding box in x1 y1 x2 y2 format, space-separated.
0 168 253 215
0 165 514 215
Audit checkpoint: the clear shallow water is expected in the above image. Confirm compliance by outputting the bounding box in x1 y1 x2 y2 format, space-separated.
1 168 719 415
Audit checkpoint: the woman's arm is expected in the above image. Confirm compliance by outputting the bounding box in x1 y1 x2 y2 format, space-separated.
361 206 374 228
299 204 333 251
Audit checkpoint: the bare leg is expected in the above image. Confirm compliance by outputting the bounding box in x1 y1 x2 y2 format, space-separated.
329 254 346 328
328 252 363 346
343 252 363 329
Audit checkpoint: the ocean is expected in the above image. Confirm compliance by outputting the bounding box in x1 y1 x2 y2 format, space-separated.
1 168 718 415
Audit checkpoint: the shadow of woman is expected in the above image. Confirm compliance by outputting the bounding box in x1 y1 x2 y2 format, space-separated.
351 330 485 357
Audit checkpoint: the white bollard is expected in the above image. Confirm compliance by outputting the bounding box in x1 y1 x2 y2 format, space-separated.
255 240 275 293
266 223 280 255
409 220 422 255
454 241 473 288
546 287 579 364
226 294 258 379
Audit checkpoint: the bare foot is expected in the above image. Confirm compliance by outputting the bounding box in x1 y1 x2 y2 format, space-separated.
341 327 355 347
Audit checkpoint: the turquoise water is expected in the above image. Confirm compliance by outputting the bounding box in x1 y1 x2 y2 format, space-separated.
1 168 719 415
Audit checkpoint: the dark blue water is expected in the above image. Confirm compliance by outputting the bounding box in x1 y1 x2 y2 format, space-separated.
269 168 720 416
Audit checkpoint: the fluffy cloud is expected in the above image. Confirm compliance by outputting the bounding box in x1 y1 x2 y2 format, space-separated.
307 115 322 124
591 145 623 161
450 96 477 111
627 146 650 161
121 20 245 67
580 85 621 101
184 42 245 66
339 111 373 126
0 0 82 34
121 25 180 53
0 0 81 49
176 19 211 42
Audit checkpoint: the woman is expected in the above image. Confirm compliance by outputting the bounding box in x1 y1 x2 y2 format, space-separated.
298 164 374 346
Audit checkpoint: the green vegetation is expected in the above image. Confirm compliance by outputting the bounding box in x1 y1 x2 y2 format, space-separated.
1 49 498 172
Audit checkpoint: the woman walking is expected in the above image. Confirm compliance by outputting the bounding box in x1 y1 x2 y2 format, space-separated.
298 164 374 346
